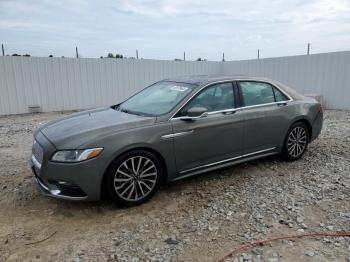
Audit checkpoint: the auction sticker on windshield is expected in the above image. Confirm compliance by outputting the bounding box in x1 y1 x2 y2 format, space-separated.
170 86 189 92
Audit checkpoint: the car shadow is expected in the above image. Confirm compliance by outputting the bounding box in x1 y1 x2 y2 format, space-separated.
33 154 285 217
163 154 283 190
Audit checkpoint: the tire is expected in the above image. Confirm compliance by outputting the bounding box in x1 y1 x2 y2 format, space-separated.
105 150 163 207
282 122 309 161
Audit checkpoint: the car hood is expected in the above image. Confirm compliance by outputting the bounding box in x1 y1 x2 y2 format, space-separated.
40 107 155 149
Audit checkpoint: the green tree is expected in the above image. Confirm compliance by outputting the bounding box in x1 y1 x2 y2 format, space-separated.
107 53 114 58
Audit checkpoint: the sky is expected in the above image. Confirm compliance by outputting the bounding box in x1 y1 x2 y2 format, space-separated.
0 0 350 61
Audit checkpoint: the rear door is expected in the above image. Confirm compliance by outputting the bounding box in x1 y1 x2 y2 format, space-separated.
170 82 244 173
237 81 292 153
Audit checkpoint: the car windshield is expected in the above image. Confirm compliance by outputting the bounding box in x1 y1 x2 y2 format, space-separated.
118 81 194 116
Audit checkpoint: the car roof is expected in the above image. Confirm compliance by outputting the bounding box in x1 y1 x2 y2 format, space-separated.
163 75 274 86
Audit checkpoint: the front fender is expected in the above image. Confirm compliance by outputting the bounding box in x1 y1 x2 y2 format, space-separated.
81 122 177 189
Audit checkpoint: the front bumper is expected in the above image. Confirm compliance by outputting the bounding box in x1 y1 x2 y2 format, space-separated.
30 131 105 201
31 156 88 200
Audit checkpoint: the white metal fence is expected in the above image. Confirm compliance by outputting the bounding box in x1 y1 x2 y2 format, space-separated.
223 51 350 110
0 57 221 115
0 51 349 115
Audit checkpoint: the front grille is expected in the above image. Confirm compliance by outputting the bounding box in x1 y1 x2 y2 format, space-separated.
32 140 44 165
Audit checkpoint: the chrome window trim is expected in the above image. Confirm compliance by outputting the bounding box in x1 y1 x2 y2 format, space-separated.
180 147 277 174
238 101 284 110
207 108 239 115
173 108 239 121
171 101 290 121
169 79 293 121
169 80 236 120
237 80 293 102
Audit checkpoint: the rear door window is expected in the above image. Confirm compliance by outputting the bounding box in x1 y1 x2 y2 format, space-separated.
273 87 289 102
239 82 275 106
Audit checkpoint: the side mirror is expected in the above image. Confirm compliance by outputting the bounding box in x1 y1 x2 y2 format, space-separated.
186 107 208 118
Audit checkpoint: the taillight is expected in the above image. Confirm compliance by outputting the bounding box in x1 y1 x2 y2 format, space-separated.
318 104 324 113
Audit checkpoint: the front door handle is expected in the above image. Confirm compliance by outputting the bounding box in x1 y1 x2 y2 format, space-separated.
222 110 236 115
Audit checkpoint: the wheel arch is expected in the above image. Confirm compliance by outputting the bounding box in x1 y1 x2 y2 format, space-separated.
292 118 312 142
100 146 168 200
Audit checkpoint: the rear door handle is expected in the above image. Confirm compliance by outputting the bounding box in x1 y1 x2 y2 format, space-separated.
277 102 287 106
222 108 239 115
222 110 236 115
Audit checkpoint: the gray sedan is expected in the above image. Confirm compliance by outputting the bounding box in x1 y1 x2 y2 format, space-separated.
30 75 323 206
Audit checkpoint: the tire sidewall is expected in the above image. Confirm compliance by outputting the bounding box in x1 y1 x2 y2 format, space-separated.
283 122 309 161
106 150 163 207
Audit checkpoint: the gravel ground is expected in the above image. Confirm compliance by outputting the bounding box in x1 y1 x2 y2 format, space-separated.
0 110 349 262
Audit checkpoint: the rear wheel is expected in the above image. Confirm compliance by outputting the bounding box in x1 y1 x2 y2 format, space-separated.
106 150 163 206
283 122 309 161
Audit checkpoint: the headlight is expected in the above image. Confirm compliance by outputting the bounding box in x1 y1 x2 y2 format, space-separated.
51 148 103 162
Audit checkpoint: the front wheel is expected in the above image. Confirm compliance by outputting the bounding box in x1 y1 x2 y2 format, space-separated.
282 122 309 161
105 150 163 207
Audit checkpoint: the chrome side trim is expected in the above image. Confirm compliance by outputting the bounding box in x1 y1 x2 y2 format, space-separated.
169 79 293 120
180 147 276 174
161 130 194 140
36 176 49 191
31 154 42 169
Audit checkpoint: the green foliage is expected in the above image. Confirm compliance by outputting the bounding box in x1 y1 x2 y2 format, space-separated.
106 53 124 58
11 53 31 57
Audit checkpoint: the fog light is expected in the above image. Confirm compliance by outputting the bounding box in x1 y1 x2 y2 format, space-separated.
57 181 70 185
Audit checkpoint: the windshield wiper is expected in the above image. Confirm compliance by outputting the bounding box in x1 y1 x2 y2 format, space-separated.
120 108 129 114
115 105 129 114
117 106 153 117
119 107 143 116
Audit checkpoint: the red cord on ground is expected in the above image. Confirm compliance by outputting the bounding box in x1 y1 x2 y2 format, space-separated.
216 231 350 262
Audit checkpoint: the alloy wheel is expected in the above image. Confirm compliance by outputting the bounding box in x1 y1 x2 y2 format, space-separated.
287 126 307 158
113 156 158 201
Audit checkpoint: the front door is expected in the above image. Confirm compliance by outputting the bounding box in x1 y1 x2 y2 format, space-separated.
170 82 244 173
